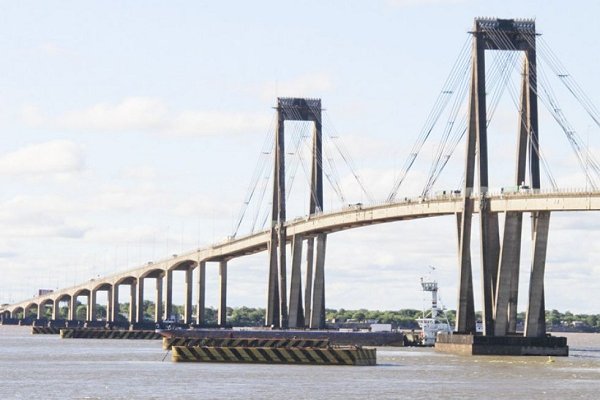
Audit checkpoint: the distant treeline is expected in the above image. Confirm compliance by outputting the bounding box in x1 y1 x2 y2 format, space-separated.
34 302 600 331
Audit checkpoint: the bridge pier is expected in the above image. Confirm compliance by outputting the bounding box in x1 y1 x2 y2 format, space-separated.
106 287 113 321
456 118 476 335
310 234 327 329
304 237 314 325
164 270 173 321
288 235 304 328
438 18 567 356
456 17 547 337
136 278 145 323
69 295 77 320
111 285 120 323
218 260 227 327
494 211 523 336
196 261 206 325
129 282 137 323
184 266 193 324
88 290 97 321
52 299 60 320
266 239 280 327
507 63 530 334
266 98 325 329
525 211 550 337
155 275 163 323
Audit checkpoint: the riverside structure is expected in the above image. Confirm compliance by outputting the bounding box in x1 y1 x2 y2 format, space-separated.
2 17 598 355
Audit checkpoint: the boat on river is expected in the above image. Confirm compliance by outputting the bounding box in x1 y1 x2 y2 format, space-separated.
415 276 452 346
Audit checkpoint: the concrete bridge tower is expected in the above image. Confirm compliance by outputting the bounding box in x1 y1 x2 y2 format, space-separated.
265 97 326 329
456 18 549 338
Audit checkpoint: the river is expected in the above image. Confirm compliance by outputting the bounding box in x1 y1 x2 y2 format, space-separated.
1 326 599 399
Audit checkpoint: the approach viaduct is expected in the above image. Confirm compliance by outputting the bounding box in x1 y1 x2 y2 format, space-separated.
1 189 597 328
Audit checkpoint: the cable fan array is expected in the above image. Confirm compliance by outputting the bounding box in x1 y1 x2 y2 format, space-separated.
388 26 600 201
232 104 373 237
234 24 600 238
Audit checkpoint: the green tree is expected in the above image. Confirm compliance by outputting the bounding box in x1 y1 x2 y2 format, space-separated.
352 311 366 322
76 304 87 320
547 309 561 326
585 315 598 328
95 305 107 320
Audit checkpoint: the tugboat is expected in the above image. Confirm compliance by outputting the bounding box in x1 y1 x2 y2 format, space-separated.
415 275 452 346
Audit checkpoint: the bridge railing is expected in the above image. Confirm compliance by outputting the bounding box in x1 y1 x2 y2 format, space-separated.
279 187 600 228
487 187 600 197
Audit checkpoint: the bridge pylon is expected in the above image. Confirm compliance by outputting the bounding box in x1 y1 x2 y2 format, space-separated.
457 18 549 337
266 98 326 329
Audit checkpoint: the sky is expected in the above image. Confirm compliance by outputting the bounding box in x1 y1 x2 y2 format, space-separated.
2 0 600 315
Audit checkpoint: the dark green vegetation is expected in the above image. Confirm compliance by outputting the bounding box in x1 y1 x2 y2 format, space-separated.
20 302 600 332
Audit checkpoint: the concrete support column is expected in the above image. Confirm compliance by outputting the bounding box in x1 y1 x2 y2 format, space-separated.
471 32 501 336
494 212 523 336
218 261 228 327
288 235 304 328
164 270 173 321
53 299 60 320
111 286 120 323
277 226 288 328
89 291 97 321
499 58 529 335
525 211 550 337
155 275 163 323
70 296 77 320
507 261 520 333
266 103 287 328
266 239 280 326
184 267 193 324
106 287 113 322
457 209 475 333
309 234 327 329
480 209 500 336
196 262 206 325
36 304 43 320
265 98 322 329
455 45 479 334
136 278 145 323
304 238 314 326
307 100 323 329
129 283 137 323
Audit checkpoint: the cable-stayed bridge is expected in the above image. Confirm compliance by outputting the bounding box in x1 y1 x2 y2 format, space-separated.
2 18 600 341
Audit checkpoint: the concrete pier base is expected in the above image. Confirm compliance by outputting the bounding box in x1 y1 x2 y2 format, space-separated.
435 333 568 356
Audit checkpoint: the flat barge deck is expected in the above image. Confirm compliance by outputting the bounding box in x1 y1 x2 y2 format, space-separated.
160 328 404 347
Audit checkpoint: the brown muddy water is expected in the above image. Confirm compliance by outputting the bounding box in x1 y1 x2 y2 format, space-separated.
1 326 599 399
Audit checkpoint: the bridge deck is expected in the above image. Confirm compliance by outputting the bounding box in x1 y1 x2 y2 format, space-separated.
2 190 599 313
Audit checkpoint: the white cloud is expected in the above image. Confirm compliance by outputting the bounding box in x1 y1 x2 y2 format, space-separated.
59 97 168 132
172 194 235 218
84 226 160 243
21 97 271 137
0 251 17 259
170 110 271 136
0 140 84 177
91 185 164 211
120 165 159 181
0 195 88 239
